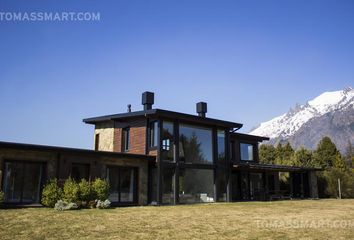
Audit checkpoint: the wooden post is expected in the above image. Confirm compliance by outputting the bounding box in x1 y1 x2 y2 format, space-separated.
338 178 342 199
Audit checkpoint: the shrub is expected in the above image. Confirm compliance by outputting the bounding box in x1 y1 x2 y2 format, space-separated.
41 179 62 207
63 177 80 203
96 199 111 209
54 200 78 211
91 178 109 201
78 179 92 202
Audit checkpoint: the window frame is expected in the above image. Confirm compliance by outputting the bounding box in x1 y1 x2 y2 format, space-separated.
149 121 158 149
240 142 255 161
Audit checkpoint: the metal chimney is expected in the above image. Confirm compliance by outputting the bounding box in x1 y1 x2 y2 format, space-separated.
142 91 154 110
196 102 207 117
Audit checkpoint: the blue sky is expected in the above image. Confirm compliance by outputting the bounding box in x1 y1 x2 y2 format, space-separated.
0 0 353 149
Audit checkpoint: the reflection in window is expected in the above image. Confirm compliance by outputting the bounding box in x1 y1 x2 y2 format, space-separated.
162 121 174 161
179 124 213 164
216 130 226 201
106 167 136 203
162 168 174 204
3 162 43 203
179 168 214 203
240 143 254 161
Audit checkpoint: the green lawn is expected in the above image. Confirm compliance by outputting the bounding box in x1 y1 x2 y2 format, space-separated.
1 199 353 240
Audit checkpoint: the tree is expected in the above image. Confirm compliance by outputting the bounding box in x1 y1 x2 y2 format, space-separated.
333 153 347 171
259 144 276 164
344 141 354 169
293 147 314 167
274 142 294 165
313 136 340 169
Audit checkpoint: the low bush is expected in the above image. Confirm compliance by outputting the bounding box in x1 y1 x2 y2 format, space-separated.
91 178 109 201
41 178 111 210
41 179 62 207
63 177 80 203
96 199 111 209
54 200 78 211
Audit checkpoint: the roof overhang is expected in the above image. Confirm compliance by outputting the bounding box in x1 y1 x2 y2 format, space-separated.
230 132 270 142
83 108 243 129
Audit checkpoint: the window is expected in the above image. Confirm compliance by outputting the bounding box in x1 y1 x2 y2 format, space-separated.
162 168 174 204
122 128 130 152
216 130 226 201
179 124 213 164
95 133 100 151
71 163 90 181
3 161 44 203
106 166 137 203
179 168 214 203
162 121 174 161
149 121 158 148
240 143 254 161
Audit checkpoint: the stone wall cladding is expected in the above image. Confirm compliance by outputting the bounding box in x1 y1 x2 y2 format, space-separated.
0 146 150 206
94 121 114 151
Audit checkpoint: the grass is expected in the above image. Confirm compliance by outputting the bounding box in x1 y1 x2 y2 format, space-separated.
0 199 354 239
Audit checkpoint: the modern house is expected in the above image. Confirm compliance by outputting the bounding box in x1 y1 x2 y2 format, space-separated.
0 92 319 206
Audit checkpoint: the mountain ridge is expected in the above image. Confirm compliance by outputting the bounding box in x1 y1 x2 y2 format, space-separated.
249 87 354 153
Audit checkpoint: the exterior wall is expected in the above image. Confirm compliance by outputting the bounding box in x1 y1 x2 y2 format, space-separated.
95 121 115 151
113 119 147 155
0 146 150 206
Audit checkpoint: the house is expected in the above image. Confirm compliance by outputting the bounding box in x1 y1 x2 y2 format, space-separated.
0 92 319 206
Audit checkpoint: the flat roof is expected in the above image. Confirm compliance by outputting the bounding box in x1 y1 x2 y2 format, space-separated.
83 108 243 129
231 132 270 142
0 141 155 160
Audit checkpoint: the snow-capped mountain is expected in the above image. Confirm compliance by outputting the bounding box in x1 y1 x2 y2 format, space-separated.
250 87 354 153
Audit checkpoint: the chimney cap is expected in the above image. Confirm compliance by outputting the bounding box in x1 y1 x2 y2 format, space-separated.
196 102 207 117
142 91 154 110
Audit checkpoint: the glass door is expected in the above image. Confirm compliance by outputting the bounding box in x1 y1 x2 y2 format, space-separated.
3 161 44 203
106 166 137 204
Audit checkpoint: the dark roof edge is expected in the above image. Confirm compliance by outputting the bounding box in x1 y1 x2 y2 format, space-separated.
83 108 243 129
231 132 270 142
0 141 154 160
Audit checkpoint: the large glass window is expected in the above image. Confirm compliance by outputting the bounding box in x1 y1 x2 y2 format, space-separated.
179 169 214 203
106 166 136 203
216 130 226 201
71 163 90 181
3 161 44 203
149 121 158 148
162 168 174 204
240 143 254 161
162 121 174 161
179 124 213 164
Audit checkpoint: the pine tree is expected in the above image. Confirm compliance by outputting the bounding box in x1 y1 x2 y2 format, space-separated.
293 147 314 167
313 136 340 169
333 153 347 171
259 144 276 164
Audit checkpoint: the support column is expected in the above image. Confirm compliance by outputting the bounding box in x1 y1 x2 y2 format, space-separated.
173 120 179 205
156 119 163 205
309 171 319 199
